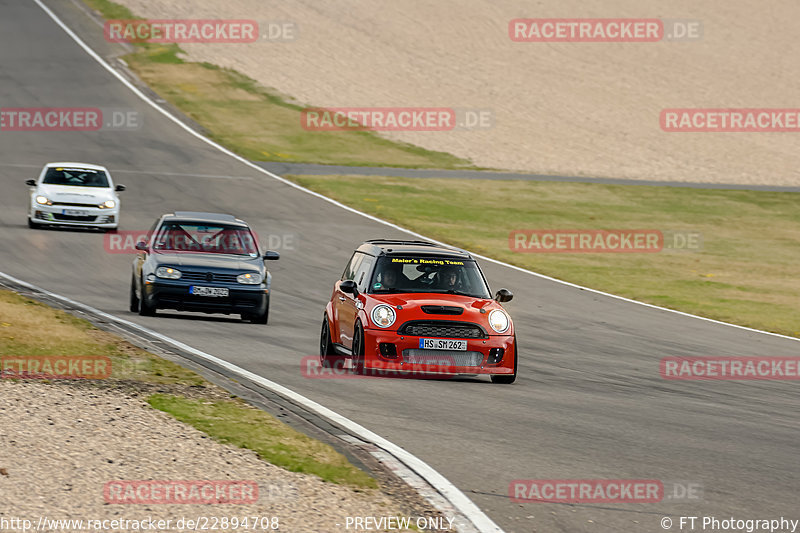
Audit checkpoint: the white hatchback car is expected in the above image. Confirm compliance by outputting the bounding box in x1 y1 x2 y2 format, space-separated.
26 162 125 231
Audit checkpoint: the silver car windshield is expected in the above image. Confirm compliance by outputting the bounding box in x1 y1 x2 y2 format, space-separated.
153 223 259 256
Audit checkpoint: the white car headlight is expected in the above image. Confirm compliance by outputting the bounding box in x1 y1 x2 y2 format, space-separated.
35 195 51 205
237 272 262 285
488 309 510 333
371 304 396 328
99 200 116 209
155 266 181 279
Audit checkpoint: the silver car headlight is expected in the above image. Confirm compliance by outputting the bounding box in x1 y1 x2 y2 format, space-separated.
488 309 510 333
99 200 116 209
237 272 262 285
35 195 52 205
371 304 396 328
155 266 181 279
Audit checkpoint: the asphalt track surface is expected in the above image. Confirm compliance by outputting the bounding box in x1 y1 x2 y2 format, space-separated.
2 1 799 532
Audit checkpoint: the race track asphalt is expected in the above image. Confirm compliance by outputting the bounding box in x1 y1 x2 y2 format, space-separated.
1 2 798 531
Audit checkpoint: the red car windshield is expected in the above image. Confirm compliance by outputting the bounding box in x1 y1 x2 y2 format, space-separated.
152 223 259 256
370 256 491 298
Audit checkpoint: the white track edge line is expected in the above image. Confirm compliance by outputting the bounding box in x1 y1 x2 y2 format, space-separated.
0 269 495 532
28 0 800 523
32 0 800 346
31 2 501 531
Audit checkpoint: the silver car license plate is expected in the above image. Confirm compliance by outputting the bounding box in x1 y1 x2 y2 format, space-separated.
190 286 229 297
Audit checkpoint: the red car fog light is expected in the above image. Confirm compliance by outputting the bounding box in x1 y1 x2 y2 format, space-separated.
379 343 398 359
488 348 504 364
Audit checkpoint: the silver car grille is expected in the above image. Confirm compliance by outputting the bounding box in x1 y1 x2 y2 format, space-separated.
402 349 484 367
180 271 239 283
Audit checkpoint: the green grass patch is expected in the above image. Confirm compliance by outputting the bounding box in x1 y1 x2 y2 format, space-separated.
84 0 184 63
83 0 135 20
83 0 471 168
289 175 800 338
148 394 377 488
124 60 468 167
0 290 203 384
0 288 377 487
0 289 108 356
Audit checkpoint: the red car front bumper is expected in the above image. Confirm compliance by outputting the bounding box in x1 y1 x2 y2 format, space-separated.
361 328 516 377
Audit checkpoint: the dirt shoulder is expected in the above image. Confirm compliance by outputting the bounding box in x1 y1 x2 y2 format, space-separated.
0 289 446 532
107 0 800 186
0 381 417 533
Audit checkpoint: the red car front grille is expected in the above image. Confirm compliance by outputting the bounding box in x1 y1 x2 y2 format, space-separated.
398 321 487 339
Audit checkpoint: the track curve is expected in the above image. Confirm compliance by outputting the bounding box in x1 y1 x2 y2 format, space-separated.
1 2 799 531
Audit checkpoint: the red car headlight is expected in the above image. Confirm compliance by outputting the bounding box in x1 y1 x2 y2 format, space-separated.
371 304 396 328
488 309 510 333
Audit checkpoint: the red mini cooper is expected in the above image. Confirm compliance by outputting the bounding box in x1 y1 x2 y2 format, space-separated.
321 240 517 383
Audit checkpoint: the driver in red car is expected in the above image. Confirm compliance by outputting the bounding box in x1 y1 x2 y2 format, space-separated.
376 262 411 290
436 266 460 291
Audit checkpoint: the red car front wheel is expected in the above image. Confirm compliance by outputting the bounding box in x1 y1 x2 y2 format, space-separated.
351 322 366 375
320 317 345 369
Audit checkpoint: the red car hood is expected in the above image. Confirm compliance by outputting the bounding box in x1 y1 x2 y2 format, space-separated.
368 293 502 323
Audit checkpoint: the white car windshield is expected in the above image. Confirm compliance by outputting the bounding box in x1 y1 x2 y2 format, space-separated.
43 167 110 188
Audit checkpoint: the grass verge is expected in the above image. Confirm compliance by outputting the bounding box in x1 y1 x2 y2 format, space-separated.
148 394 375 488
83 0 472 169
0 289 376 487
289 175 800 338
81 0 799 338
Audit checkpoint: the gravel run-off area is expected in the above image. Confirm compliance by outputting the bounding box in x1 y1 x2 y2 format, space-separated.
112 0 800 186
0 381 422 532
